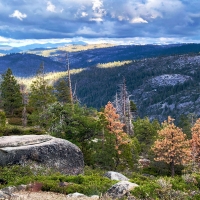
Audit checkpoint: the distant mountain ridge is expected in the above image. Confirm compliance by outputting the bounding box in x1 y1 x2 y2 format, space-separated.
0 53 65 77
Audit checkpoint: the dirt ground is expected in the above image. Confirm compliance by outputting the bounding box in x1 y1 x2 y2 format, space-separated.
11 191 100 200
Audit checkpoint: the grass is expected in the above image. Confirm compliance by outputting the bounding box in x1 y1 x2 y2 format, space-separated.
16 68 85 90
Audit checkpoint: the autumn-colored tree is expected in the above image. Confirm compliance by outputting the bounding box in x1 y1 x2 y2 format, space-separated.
103 101 130 168
152 116 191 177
104 101 128 153
191 118 200 166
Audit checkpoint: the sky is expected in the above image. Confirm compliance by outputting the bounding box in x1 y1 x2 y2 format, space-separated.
1 0 200 46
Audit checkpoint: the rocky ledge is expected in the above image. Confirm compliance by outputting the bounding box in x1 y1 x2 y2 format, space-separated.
0 135 84 175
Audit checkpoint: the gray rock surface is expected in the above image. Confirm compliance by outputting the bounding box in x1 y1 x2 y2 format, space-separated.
104 171 129 181
66 192 87 198
1 186 18 195
0 135 84 175
105 181 139 199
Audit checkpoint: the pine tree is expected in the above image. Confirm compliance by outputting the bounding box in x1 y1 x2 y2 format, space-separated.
28 63 56 126
191 118 200 167
152 116 191 177
55 79 71 104
0 68 22 115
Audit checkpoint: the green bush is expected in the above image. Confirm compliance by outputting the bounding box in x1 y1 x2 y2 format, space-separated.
193 173 200 189
171 176 198 191
2 127 22 135
0 110 6 127
8 117 22 125
131 181 160 199
0 165 116 196
0 127 46 136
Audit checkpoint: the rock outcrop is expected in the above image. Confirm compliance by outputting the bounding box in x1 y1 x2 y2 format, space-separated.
104 171 129 181
105 181 139 199
0 135 84 175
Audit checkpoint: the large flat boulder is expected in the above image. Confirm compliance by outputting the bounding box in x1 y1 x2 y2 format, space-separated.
0 135 84 175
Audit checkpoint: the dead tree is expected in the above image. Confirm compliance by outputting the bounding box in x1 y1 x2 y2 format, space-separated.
113 78 134 136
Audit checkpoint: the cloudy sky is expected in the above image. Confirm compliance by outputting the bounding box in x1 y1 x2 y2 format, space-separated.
1 0 200 46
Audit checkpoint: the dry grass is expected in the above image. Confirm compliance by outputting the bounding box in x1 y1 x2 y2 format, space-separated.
16 68 85 90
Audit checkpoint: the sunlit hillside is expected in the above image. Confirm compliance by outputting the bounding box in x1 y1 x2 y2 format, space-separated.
16 68 85 90
28 43 116 57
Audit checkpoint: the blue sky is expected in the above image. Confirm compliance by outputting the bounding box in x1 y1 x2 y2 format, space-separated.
1 0 200 46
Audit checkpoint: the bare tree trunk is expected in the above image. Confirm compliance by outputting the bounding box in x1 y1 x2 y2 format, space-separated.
66 53 73 106
170 160 175 177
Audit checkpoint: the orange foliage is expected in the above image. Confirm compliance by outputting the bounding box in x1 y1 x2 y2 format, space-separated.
104 101 129 154
152 116 191 166
191 118 200 163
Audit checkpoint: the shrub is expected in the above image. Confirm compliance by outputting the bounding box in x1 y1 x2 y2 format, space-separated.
171 176 198 191
0 111 6 127
131 181 160 199
8 117 22 126
2 127 22 135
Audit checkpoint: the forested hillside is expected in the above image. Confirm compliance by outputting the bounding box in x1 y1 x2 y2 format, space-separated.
1 44 200 121
70 53 200 121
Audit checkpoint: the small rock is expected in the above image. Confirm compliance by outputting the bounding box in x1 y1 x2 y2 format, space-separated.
0 190 10 200
66 192 87 198
1 186 17 195
16 184 27 191
104 171 129 181
90 195 99 199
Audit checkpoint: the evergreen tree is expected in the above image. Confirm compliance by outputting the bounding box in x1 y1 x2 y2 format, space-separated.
0 68 22 115
133 117 160 155
152 116 191 177
28 63 56 126
55 79 71 104
178 114 192 139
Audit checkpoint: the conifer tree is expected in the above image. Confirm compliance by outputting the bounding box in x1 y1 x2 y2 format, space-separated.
152 116 191 177
55 79 71 104
28 63 56 126
191 118 200 166
0 68 22 115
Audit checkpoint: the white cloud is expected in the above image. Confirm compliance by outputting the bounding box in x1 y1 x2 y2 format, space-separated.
9 10 27 21
81 12 88 17
131 17 148 24
91 0 106 22
92 0 103 11
47 1 56 12
89 17 103 22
